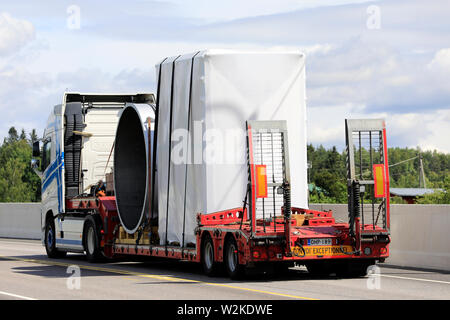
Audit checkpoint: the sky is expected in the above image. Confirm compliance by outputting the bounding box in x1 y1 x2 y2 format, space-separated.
0 0 449 152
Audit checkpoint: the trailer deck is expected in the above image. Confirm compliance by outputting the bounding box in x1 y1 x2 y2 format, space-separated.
94 196 388 269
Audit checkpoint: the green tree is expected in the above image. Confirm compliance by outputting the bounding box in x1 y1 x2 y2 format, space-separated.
19 129 27 141
6 126 19 144
308 144 449 204
29 129 38 145
0 130 41 202
415 175 450 204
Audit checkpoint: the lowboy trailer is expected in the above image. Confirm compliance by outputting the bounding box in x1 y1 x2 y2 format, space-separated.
98 119 390 279
33 52 390 279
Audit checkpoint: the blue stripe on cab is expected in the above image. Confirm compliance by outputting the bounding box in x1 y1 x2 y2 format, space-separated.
56 239 83 246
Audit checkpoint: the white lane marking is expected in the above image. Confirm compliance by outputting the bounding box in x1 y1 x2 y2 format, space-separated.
379 274 450 285
0 290 37 300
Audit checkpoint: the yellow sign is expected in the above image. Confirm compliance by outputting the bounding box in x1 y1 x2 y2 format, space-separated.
291 245 353 257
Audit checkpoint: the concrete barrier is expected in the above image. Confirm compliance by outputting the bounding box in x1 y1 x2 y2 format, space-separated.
0 203 41 240
0 202 449 271
310 203 450 271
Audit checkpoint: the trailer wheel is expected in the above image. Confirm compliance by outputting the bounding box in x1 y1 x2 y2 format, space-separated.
201 234 219 276
224 236 244 280
83 217 103 263
44 219 67 259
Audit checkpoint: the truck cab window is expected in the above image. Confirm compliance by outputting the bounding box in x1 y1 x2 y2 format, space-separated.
42 140 52 170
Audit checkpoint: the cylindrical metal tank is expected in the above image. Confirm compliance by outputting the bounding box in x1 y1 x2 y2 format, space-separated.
114 103 155 234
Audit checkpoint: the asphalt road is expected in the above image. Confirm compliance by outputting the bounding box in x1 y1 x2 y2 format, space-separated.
0 238 449 300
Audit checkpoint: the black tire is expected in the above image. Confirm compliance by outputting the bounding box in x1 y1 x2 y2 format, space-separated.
224 236 245 280
44 218 67 259
201 234 219 276
83 216 103 263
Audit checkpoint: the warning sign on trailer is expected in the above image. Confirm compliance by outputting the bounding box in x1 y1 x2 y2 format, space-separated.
292 245 353 257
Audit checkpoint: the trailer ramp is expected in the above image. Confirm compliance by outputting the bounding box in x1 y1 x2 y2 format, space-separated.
246 120 291 241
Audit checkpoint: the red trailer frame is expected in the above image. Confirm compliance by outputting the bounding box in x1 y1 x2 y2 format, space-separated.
92 197 389 276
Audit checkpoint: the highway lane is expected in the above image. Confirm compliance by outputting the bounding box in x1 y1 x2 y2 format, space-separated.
0 238 449 300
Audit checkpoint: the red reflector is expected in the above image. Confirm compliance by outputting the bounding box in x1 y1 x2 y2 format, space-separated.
252 251 260 259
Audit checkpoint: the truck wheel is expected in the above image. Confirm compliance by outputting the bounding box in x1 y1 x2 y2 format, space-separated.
84 217 103 263
224 236 244 280
201 234 219 276
44 219 67 259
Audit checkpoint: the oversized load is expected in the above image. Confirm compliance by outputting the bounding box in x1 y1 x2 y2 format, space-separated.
34 62 390 280
155 50 308 246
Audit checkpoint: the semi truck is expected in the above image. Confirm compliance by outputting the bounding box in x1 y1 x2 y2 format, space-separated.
32 50 390 279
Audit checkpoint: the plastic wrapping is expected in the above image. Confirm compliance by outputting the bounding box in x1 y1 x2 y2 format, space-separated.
156 50 308 246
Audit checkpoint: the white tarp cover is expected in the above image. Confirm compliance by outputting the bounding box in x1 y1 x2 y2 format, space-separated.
156 49 308 246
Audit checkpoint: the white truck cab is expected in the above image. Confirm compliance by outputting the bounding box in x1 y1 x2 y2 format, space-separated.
32 92 155 258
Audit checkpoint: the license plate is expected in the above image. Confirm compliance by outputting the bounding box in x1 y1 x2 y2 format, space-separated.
307 238 332 246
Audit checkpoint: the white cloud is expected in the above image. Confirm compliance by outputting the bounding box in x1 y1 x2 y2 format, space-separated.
307 104 450 153
428 48 450 72
386 110 450 154
166 0 376 23
306 103 384 148
0 0 449 154
416 111 450 153
0 13 35 56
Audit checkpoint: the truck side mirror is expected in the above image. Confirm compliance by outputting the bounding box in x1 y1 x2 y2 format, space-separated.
32 141 40 157
31 141 43 178
31 158 43 179
31 158 40 169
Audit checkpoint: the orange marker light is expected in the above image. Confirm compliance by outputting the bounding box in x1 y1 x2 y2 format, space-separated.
255 165 268 198
373 164 386 198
